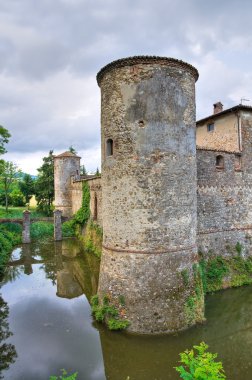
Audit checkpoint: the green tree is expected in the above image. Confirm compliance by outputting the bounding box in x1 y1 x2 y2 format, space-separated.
19 174 35 204
0 161 19 211
35 150 54 216
80 164 87 176
68 146 77 154
0 126 11 155
175 342 226 380
9 188 25 207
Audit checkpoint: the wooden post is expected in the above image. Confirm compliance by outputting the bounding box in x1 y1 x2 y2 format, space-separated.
54 210 62 241
22 210 31 244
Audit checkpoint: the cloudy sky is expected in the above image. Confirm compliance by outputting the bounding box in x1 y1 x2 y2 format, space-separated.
1 0 252 174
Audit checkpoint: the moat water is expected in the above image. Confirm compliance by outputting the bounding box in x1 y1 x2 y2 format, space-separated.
1 238 252 380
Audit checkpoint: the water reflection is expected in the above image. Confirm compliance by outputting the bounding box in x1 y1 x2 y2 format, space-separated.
98 286 252 380
1 239 103 380
1 239 252 380
0 295 17 379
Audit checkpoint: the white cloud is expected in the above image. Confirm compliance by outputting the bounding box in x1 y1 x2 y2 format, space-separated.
1 0 252 173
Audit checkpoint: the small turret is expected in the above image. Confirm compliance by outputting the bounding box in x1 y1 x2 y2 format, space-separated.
54 151 80 217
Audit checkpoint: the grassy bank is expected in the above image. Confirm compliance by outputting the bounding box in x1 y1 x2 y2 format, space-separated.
0 206 45 219
199 248 252 293
0 223 22 279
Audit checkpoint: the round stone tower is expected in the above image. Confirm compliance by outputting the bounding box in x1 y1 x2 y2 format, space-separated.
54 151 80 217
97 56 204 333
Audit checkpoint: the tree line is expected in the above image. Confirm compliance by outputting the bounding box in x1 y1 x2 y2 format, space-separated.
0 126 54 215
0 128 100 216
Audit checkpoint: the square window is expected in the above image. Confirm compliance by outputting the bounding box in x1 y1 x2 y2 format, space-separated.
207 123 214 132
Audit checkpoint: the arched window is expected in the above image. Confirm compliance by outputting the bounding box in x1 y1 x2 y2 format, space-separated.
106 139 113 156
216 155 224 169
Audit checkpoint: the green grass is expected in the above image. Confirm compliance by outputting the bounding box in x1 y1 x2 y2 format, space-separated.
0 206 45 219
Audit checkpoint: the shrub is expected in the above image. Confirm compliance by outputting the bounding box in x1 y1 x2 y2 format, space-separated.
199 257 229 292
91 294 130 331
175 342 226 380
0 224 22 277
30 222 54 239
107 318 130 331
49 369 78 380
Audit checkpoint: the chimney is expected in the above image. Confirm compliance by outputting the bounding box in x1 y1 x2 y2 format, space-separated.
213 102 223 114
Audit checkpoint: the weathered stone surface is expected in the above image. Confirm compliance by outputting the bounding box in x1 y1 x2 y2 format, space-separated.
54 209 62 241
97 56 204 333
22 210 31 244
54 152 80 217
197 110 252 258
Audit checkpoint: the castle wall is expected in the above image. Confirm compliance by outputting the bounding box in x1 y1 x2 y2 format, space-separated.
197 147 252 257
97 56 204 333
71 177 103 227
88 177 102 226
71 178 83 215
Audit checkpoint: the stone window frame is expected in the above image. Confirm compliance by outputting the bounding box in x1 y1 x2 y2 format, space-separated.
216 155 224 170
207 122 215 132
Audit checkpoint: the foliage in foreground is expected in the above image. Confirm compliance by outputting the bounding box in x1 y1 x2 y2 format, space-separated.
175 342 226 380
49 369 78 380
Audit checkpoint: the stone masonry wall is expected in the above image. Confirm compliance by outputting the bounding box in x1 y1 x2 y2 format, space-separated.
71 177 103 227
88 177 102 226
71 178 83 215
54 155 80 217
97 56 204 333
197 147 252 257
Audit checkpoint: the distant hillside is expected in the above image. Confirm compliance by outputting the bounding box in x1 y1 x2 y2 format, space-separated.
16 172 37 180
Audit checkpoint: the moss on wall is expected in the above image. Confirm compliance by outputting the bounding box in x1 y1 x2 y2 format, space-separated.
72 181 90 227
80 221 103 258
91 294 130 331
184 263 205 326
70 181 103 257
199 245 252 293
